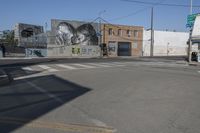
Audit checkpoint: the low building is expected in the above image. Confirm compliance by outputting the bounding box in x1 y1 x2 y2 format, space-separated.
14 20 144 57
102 24 143 57
14 23 44 47
143 30 189 56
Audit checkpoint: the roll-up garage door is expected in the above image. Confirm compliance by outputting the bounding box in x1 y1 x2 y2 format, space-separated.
118 42 131 56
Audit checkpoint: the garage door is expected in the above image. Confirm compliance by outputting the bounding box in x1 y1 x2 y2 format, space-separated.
118 42 131 56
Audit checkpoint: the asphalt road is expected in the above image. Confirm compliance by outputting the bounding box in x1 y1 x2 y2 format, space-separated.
0 58 200 133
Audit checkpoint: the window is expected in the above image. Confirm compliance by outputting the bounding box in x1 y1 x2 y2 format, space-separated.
133 41 138 49
118 29 122 36
127 30 131 36
108 28 113 36
134 30 139 38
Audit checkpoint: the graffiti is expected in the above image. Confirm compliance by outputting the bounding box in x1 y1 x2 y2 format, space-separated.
81 47 87 54
108 43 117 56
88 48 93 54
56 22 98 46
108 46 116 52
72 46 81 55
26 48 47 57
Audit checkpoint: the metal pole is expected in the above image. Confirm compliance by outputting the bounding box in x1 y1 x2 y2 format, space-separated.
99 18 102 46
188 0 193 62
150 7 154 57
98 10 106 57
190 0 193 15
188 29 192 63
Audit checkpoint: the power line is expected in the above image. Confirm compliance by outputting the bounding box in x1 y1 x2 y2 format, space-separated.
121 0 200 8
109 0 166 21
100 17 143 31
109 7 150 21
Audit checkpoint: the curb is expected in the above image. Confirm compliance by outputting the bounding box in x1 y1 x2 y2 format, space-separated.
0 70 12 86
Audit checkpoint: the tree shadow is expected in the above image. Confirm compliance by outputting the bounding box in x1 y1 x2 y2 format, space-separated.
0 75 91 133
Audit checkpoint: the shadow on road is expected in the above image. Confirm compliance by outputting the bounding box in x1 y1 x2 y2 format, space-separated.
0 75 91 133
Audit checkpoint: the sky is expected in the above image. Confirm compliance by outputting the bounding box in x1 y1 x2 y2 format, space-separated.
0 0 200 32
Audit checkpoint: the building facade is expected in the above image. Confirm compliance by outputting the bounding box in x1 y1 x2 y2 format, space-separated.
14 23 45 48
102 24 143 57
46 19 100 57
143 30 189 56
14 20 144 57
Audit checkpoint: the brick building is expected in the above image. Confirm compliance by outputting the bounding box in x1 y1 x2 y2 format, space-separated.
102 24 143 57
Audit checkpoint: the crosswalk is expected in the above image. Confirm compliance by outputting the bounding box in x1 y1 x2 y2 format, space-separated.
21 62 127 73
20 61 187 73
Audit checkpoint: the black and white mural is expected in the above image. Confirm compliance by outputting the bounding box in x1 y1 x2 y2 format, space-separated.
52 20 98 46
14 23 44 47
46 20 100 57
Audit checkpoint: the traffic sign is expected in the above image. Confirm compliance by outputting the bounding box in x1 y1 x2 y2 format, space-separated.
187 13 199 28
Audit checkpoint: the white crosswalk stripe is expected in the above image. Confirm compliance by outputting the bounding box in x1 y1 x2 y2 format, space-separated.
86 63 112 67
22 67 33 71
37 65 58 72
72 63 97 68
98 63 125 67
56 64 77 70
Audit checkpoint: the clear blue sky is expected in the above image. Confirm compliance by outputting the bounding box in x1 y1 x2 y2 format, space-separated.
0 0 200 32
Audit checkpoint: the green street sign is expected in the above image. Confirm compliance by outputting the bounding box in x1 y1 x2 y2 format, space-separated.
187 14 198 22
187 13 199 28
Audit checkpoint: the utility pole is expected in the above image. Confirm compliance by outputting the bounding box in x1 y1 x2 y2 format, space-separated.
98 10 106 57
188 0 193 63
190 0 193 14
99 18 102 46
150 7 154 57
45 22 48 33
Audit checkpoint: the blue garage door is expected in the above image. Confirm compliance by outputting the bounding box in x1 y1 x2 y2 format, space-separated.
118 42 131 56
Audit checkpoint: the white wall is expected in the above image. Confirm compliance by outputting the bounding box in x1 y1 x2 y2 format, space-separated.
143 30 189 56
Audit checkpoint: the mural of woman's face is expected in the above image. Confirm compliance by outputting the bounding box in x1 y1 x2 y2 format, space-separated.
72 31 89 45
56 23 74 45
55 22 98 46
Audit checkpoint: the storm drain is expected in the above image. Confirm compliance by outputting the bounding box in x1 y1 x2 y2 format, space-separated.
0 117 116 133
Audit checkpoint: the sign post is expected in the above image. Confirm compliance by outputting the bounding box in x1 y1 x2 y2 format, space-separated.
186 14 198 63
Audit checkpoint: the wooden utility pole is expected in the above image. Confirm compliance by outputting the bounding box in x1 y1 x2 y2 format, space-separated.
150 7 154 57
188 0 193 63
